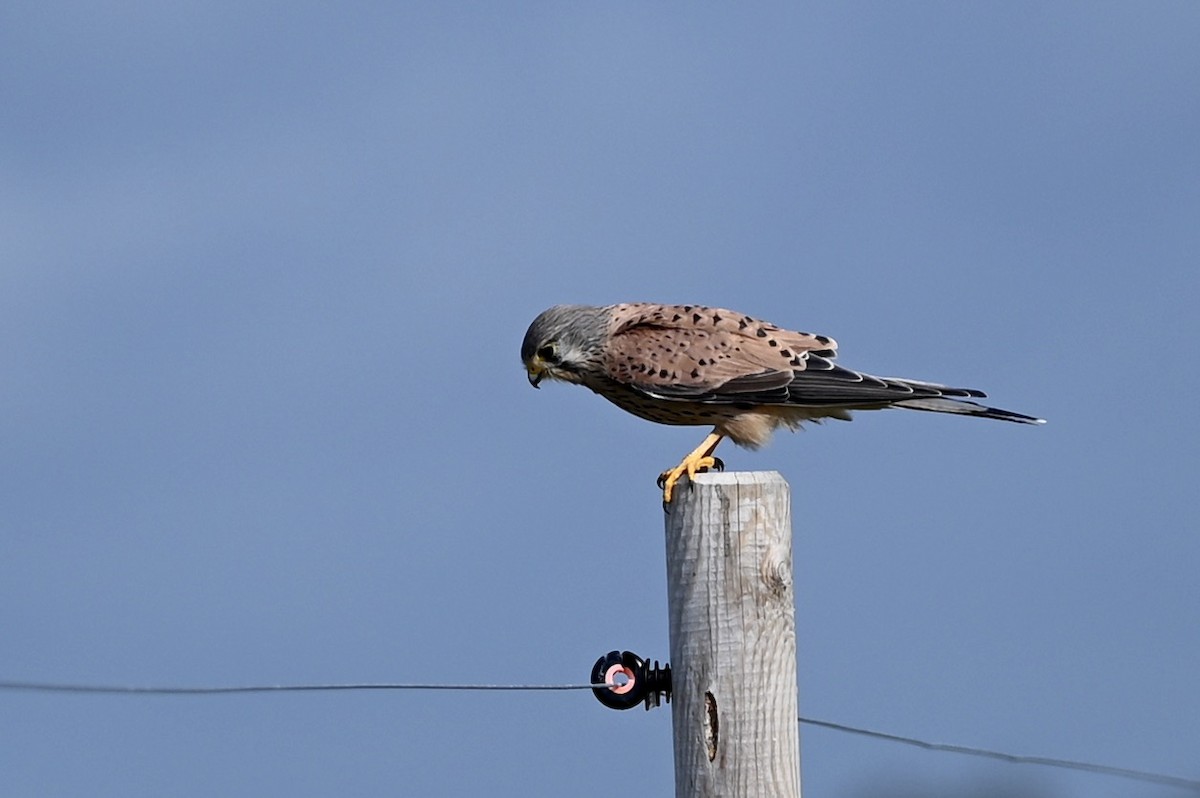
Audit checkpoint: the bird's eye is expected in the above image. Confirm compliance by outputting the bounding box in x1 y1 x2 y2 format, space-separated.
537 344 559 363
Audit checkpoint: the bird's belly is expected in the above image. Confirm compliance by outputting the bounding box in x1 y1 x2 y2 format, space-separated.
592 385 740 427
587 382 848 448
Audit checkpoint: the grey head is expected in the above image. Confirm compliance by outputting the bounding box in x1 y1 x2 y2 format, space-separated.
521 304 611 387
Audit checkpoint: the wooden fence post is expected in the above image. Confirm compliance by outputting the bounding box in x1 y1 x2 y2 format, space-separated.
664 470 801 797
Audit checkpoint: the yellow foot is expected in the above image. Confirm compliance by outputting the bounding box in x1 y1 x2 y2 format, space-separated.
657 456 724 504
656 431 726 506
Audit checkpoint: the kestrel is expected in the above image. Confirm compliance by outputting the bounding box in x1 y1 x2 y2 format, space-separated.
521 303 1044 504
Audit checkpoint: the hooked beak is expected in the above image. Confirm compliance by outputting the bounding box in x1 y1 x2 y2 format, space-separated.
526 364 545 388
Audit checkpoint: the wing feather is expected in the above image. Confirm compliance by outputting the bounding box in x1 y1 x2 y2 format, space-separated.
602 303 988 409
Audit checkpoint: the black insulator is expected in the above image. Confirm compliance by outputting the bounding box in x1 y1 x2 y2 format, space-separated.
590 650 672 711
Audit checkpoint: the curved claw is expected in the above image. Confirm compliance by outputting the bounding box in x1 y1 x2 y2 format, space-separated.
658 455 720 505
710 456 725 473
657 432 727 509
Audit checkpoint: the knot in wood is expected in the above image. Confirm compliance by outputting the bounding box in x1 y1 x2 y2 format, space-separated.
762 558 792 597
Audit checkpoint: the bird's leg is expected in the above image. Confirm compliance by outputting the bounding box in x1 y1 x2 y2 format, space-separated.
657 431 725 505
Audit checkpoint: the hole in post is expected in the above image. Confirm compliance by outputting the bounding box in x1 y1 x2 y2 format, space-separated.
704 691 719 762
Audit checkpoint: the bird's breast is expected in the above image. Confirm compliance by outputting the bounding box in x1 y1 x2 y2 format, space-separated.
584 378 848 448
588 381 730 426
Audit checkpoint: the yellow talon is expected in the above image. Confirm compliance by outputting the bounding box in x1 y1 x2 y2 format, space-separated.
659 457 719 504
658 431 726 505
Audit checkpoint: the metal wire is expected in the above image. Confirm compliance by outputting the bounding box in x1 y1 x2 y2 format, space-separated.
3 679 1196 790
0 680 605 695
799 716 1200 791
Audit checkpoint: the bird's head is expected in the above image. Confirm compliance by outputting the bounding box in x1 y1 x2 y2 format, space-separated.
521 305 609 388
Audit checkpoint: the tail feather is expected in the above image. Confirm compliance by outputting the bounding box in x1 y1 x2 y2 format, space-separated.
894 396 1046 425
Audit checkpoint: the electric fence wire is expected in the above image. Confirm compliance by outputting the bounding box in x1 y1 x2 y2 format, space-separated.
2 679 1196 791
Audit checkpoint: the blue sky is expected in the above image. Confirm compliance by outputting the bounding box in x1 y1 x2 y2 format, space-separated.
2 3 1197 796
